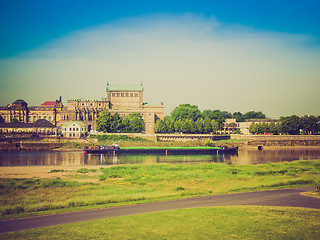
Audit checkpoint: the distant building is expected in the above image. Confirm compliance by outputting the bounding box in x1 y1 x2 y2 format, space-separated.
0 119 57 135
0 83 164 135
224 118 279 135
61 121 87 138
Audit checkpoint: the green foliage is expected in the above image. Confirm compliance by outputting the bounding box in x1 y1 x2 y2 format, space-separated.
96 110 145 133
249 122 281 135
0 114 5 123
280 115 302 135
242 111 266 120
154 119 167 133
121 113 145 133
301 115 320 135
76 168 97 174
171 104 202 121
90 134 150 143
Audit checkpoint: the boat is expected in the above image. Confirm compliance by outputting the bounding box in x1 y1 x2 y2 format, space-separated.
83 144 238 155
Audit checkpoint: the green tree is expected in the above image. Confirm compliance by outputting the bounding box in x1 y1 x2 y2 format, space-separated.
249 122 258 134
164 116 175 133
301 115 320 135
243 111 266 120
203 118 212 134
154 119 167 133
109 113 123 133
171 104 202 121
279 115 302 135
96 110 112 132
233 112 244 122
211 119 221 132
122 113 145 133
195 118 205 134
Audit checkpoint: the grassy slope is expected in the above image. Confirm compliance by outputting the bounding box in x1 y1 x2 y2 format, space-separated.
2 206 320 239
1 160 320 219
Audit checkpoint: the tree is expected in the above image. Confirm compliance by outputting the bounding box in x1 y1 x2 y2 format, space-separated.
171 104 202 121
195 118 205 134
96 110 112 132
164 116 175 133
243 111 266 120
109 113 123 133
279 115 302 135
122 113 145 133
301 115 320 135
233 112 244 122
211 119 221 132
203 118 212 134
154 119 167 133
0 115 4 123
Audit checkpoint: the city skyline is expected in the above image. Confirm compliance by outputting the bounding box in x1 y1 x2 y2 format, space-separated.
1 1 319 117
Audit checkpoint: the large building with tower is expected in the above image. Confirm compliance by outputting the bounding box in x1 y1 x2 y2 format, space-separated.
0 83 164 135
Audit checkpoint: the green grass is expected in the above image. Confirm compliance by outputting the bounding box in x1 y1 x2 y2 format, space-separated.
90 134 151 143
1 160 320 218
1 206 319 239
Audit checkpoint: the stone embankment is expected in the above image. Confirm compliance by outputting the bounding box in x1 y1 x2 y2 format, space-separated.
0 142 62 151
231 135 320 149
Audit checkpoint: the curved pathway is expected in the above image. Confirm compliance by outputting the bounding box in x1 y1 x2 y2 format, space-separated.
1 187 319 234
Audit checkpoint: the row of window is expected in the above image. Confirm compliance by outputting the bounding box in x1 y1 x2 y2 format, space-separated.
112 93 138 97
62 127 86 132
29 116 53 122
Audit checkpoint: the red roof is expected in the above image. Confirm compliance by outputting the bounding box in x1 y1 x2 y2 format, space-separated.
41 101 56 107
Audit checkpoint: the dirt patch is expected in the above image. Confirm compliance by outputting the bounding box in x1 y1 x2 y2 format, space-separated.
0 165 110 182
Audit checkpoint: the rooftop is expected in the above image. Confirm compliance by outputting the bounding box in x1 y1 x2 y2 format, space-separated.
106 83 143 91
41 101 56 107
0 119 56 128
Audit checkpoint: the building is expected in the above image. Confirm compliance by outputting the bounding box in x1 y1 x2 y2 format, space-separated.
223 119 279 135
0 83 164 135
0 119 57 135
61 121 87 138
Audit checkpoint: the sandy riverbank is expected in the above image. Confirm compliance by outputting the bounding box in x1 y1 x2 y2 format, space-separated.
0 165 108 180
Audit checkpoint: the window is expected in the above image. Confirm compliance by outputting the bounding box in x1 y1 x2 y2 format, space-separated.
125 93 129 97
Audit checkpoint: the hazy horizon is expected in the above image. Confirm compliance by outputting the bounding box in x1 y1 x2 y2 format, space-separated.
1 1 319 117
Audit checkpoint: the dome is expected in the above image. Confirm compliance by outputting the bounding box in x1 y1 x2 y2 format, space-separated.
11 99 28 108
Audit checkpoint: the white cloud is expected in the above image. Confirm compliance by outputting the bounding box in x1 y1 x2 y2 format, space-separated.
1 14 319 116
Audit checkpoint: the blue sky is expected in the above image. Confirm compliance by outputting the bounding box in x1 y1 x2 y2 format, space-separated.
1 0 320 117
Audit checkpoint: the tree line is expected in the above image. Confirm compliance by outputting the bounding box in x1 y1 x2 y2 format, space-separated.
155 104 266 134
96 110 145 133
250 115 320 135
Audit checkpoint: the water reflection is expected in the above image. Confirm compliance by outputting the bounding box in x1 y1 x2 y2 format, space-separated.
0 149 320 166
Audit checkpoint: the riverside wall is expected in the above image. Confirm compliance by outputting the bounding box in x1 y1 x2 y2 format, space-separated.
231 135 320 148
0 142 62 151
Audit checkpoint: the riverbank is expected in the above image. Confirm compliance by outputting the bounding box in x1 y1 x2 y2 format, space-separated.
1 160 319 219
0 165 105 180
1 134 320 151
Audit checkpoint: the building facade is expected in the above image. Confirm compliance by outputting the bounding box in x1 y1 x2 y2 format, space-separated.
0 83 164 135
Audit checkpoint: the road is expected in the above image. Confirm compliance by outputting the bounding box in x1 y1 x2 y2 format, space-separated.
1 187 319 234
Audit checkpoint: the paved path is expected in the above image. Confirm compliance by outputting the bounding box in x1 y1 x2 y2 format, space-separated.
1 187 319 234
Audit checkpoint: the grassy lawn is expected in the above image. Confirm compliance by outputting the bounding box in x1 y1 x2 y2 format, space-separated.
1 160 320 220
1 206 320 239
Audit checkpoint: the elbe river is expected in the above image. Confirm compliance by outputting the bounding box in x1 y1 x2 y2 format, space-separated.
0 149 320 166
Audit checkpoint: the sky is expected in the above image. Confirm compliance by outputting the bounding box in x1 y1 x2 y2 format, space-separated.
0 0 319 117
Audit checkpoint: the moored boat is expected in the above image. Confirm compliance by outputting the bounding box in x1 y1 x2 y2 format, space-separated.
83 145 238 155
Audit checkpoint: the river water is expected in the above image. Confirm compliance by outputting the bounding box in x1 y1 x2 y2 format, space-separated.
0 149 320 166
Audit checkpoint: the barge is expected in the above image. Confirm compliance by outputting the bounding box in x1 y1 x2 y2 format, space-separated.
83 145 238 155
